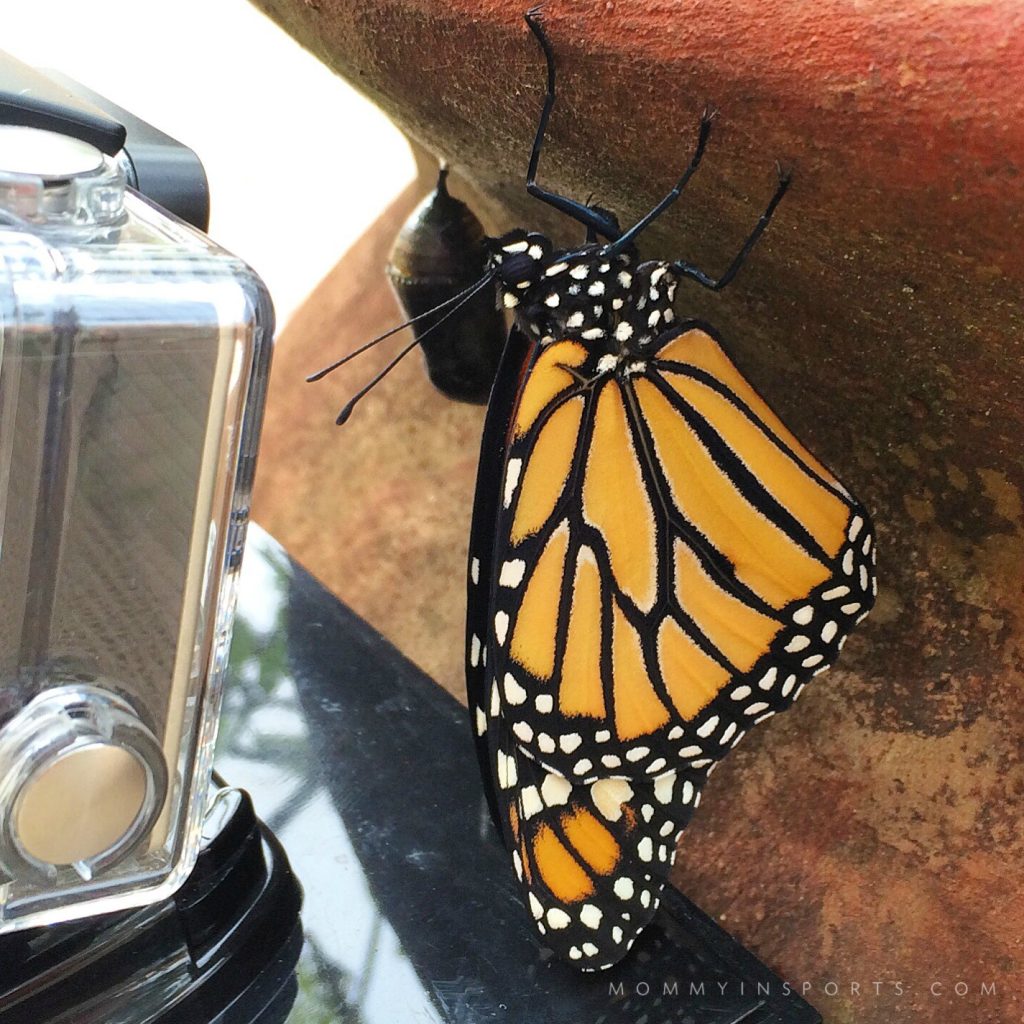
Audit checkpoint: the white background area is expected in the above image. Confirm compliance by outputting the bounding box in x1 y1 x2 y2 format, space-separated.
5 0 416 328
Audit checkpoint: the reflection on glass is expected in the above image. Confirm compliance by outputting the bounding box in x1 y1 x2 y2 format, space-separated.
219 529 442 1024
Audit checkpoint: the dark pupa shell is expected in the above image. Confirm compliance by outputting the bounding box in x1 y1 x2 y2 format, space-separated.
387 167 506 404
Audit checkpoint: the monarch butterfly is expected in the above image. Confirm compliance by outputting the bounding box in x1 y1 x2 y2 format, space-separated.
314 10 876 973
463 14 876 972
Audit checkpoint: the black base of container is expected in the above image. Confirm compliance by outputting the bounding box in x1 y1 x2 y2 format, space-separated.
0 786 303 1024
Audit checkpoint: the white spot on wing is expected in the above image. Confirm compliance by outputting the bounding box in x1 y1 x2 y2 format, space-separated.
499 559 527 587
494 612 510 645
503 459 522 509
559 733 582 753
546 907 570 928
654 772 675 804
513 720 534 742
503 672 526 704
696 715 719 739
591 778 632 821
541 773 571 806
521 785 543 818
793 605 814 625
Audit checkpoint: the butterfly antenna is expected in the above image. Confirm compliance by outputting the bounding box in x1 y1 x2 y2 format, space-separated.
306 270 496 383
333 269 498 424
335 334 422 425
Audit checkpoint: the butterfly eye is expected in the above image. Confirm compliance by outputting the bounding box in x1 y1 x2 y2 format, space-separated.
498 251 541 286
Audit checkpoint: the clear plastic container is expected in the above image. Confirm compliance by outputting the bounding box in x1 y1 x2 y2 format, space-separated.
0 125 273 933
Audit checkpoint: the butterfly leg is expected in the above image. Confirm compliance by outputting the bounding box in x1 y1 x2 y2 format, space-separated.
523 10 623 242
602 107 716 257
669 165 792 290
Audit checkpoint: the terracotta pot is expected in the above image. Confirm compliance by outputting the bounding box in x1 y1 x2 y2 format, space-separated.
251 2 1024 1020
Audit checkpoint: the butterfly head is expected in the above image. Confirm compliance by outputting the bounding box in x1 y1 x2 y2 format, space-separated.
488 229 678 354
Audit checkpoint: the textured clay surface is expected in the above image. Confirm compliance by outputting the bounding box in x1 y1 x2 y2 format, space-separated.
251 2 1024 1020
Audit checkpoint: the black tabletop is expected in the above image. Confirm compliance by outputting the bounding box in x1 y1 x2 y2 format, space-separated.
215 527 821 1024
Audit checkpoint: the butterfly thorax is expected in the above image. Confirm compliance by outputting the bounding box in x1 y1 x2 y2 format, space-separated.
488 230 679 355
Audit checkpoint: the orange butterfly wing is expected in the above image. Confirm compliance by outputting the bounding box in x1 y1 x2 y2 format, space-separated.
467 324 875 969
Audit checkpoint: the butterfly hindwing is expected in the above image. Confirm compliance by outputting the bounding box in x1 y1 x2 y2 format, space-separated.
493 724 701 968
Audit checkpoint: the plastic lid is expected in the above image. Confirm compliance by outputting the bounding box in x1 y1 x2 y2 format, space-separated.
0 124 125 227
0 124 104 179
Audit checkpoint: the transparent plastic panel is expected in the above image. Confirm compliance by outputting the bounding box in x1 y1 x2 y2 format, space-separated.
0 180 273 932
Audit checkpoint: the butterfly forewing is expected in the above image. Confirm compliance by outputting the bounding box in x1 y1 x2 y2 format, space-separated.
467 321 876 969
